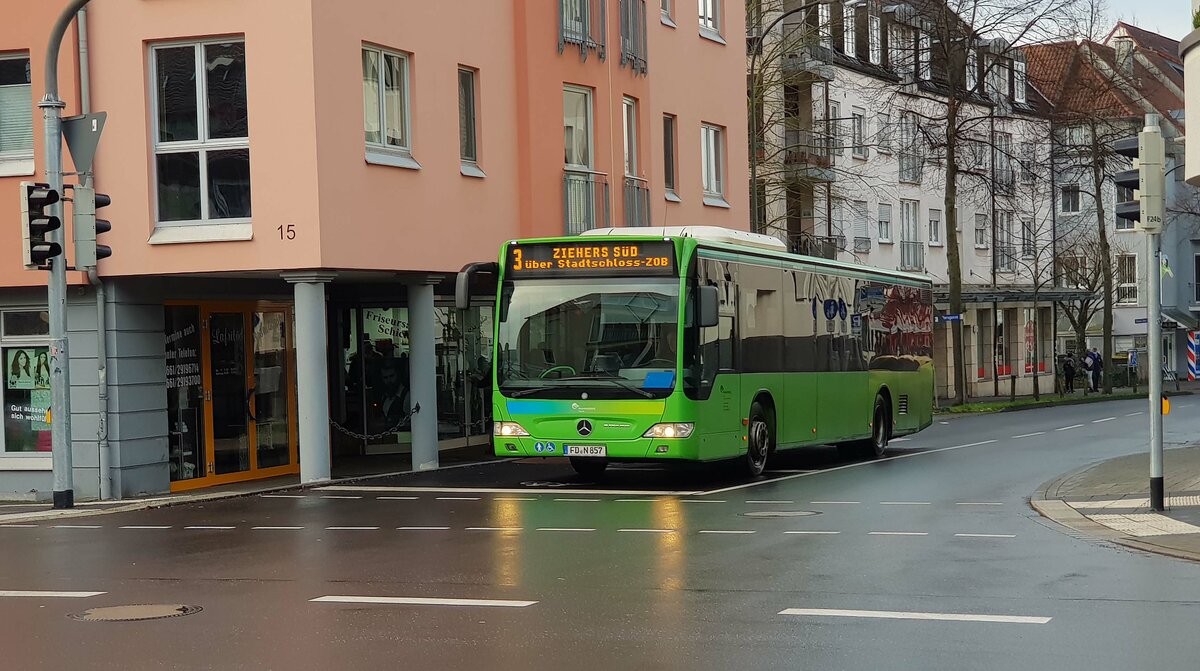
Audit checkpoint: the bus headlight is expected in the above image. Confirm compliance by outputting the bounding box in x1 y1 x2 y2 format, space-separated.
643 423 694 439
494 422 530 437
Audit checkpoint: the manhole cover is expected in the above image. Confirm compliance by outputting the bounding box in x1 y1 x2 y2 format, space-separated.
742 510 820 518
70 604 202 622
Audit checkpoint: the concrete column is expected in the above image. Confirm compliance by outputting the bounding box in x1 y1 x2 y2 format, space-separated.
407 280 439 471
283 272 336 484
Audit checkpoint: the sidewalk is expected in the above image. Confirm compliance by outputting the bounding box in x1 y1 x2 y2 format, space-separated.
1033 445 1200 562
940 379 1199 413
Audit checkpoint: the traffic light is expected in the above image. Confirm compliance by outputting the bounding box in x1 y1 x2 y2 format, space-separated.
19 182 63 270
72 185 112 268
1112 121 1165 233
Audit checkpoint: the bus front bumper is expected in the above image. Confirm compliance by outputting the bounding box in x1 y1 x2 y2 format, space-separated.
492 435 701 461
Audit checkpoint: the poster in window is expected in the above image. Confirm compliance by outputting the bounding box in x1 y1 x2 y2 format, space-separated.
4 347 52 452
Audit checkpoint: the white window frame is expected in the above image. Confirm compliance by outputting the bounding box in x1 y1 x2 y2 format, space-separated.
888 24 905 77
149 39 252 229
974 212 988 248
851 109 867 158
818 3 832 49
663 114 679 199
843 5 857 55
0 52 34 176
1060 184 1081 214
877 110 892 154
966 49 978 91
928 208 942 246
699 0 722 39
458 66 484 177
623 97 638 177
362 45 417 169
1020 218 1034 258
1014 60 1027 103
995 210 1013 270
917 32 931 80
852 199 870 247
1117 254 1138 304
900 199 920 242
877 202 893 243
868 14 882 64
1115 184 1135 230
701 123 726 205
563 85 595 170
662 0 675 26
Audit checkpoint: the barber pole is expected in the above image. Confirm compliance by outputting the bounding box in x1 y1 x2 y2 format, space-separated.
1189 331 1198 381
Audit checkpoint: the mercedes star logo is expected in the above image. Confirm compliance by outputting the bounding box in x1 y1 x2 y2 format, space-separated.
577 420 593 437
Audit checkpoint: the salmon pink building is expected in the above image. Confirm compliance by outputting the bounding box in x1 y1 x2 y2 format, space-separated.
0 0 749 498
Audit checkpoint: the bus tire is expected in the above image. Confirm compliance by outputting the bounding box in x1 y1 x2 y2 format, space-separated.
569 457 608 479
743 401 771 477
865 394 890 458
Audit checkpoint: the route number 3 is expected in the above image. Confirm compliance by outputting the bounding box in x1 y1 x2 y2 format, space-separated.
277 224 296 240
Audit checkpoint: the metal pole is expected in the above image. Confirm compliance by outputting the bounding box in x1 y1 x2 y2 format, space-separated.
41 0 92 509
1149 233 1164 510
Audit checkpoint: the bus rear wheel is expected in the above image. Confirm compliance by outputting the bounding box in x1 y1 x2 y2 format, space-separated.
865 395 890 458
569 457 608 479
742 401 771 477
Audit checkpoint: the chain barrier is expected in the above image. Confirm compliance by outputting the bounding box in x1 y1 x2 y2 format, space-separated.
329 403 420 442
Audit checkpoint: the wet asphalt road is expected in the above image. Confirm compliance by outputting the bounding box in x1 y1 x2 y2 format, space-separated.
1 397 1199 670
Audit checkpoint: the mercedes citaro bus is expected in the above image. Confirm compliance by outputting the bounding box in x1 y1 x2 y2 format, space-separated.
456 226 934 478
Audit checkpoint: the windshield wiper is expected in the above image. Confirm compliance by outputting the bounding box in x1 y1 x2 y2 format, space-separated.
557 375 657 398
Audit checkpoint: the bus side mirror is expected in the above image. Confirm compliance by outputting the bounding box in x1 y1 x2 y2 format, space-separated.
698 285 720 328
455 261 499 310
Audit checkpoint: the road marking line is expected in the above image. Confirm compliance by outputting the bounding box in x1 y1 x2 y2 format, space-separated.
955 533 1016 538
0 503 50 508
185 526 235 530
1055 424 1084 431
0 590 106 598
553 498 601 502
784 531 841 535
700 440 999 495
811 501 860 505
261 494 307 499
326 526 379 530
119 525 171 530
320 495 362 500
1126 411 1144 416
397 526 451 531
311 595 536 608
377 496 419 500
320 485 698 496
890 437 911 442
1093 417 1116 423
466 527 523 532
493 497 537 501
956 502 1004 506
52 525 101 529
868 531 928 536
698 530 755 534
1012 431 1045 439
681 499 726 503
535 527 596 532
880 502 931 505
436 497 481 501
252 526 304 530
745 500 794 504
0 524 38 528
613 498 658 502
778 608 1051 625
618 528 675 533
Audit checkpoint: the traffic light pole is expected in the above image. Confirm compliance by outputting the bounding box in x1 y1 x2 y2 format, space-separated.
1138 113 1166 512
40 0 92 509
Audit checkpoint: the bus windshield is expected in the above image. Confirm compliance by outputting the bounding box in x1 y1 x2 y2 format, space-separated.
497 277 680 399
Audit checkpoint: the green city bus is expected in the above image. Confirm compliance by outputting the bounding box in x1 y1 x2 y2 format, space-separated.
458 226 934 478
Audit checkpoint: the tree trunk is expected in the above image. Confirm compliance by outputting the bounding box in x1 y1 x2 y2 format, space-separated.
1092 134 1114 394
945 102 967 405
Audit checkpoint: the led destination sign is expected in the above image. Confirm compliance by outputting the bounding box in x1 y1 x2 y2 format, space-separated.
506 241 676 277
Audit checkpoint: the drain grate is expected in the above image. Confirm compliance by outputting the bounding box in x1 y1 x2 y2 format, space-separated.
70 604 202 622
742 510 820 518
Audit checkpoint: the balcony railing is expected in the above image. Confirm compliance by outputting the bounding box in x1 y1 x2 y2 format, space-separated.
784 129 833 167
792 234 843 260
899 152 922 183
854 236 872 253
993 245 1016 272
623 176 650 227
619 0 648 74
899 241 925 271
559 0 607 61
563 170 610 235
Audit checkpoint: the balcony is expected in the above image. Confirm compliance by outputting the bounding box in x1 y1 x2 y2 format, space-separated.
993 245 1016 272
563 170 610 235
854 236 871 253
623 176 650 227
780 23 834 80
899 241 925 271
784 129 834 181
619 0 648 75
559 0 607 61
792 234 843 260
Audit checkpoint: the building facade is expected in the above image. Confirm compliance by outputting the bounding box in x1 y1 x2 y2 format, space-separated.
0 0 749 499
750 0 1058 401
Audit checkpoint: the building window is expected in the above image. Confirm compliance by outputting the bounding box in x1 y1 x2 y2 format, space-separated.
868 13 882 64
888 24 906 77
458 67 479 167
701 123 725 202
563 86 605 233
1014 60 1027 103
877 202 893 242
1060 184 1080 213
623 97 638 176
995 210 1013 270
0 54 33 173
1117 254 1138 304
817 2 832 49
620 0 649 74
994 131 1013 192
852 199 870 252
966 49 978 91
929 208 941 245
363 46 411 152
917 32 931 80
152 41 251 225
898 111 921 183
1021 218 1034 258
843 5 857 55
663 114 678 196
563 86 593 169
2 310 51 454
877 111 892 154
699 0 720 36
561 0 608 58
1115 185 1135 230
851 109 867 158
974 212 988 248
662 0 673 21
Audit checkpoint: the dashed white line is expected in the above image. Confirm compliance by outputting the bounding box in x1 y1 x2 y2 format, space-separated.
1092 417 1116 423
320 495 362 500
779 608 1051 625
51 525 101 529
0 590 106 598
1055 424 1084 431
436 497 481 501
185 526 235 530
880 502 931 506
261 494 307 499
466 527 523 532
784 530 841 535
1126 411 1144 417
811 501 860 505
868 531 928 536
119 525 171 530
613 498 658 502
493 497 537 502
377 496 419 500
397 526 451 531
890 437 911 442
0 524 38 528
1012 431 1045 439
326 526 380 530
618 528 675 533
681 499 726 503
535 527 597 532
311 595 537 608
955 533 1016 538
746 500 794 504
698 530 755 535
553 498 601 502
252 526 304 530
956 502 1004 506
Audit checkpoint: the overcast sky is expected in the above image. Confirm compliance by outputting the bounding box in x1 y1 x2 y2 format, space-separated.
1107 0 1190 40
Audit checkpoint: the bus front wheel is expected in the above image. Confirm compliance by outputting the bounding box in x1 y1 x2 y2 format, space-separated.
569 457 608 479
742 401 772 477
864 395 890 458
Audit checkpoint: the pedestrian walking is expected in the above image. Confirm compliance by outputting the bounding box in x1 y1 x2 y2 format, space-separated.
1062 357 1076 393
